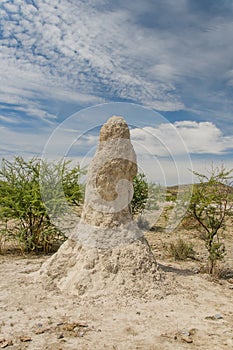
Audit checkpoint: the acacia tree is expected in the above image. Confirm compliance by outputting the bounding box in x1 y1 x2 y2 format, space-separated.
0 157 84 253
188 165 233 274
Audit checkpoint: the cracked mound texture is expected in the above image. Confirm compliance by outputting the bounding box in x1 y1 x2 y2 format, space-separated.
80 116 137 228
37 238 172 300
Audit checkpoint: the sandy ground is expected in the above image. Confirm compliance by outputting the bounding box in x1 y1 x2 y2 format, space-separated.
1 251 233 350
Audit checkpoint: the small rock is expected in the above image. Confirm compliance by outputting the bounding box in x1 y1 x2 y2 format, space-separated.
189 328 197 336
0 340 13 348
78 331 85 337
192 267 200 274
180 330 190 337
205 314 223 320
63 322 88 331
214 314 223 320
19 336 32 342
57 333 64 339
181 335 193 343
177 329 194 343
34 329 43 335
0 342 8 349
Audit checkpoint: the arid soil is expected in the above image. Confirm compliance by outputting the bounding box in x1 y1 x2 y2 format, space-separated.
1 222 233 350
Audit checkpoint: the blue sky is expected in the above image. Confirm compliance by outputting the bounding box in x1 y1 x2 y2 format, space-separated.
0 0 233 185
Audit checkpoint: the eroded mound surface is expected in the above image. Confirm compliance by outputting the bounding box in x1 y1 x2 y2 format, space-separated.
37 238 173 300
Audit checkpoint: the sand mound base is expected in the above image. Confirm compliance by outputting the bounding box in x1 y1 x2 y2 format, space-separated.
37 238 173 300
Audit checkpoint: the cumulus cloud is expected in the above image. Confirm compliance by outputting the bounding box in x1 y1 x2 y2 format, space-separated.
131 121 233 156
173 121 233 154
1 118 232 186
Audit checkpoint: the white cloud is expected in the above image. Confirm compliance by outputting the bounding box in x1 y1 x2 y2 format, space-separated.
0 126 49 158
0 115 18 124
2 2 18 13
173 121 233 154
1 0 232 123
149 63 177 82
1 118 232 186
226 69 233 86
0 0 186 114
0 57 104 123
131 121 233 157
137 156 233 186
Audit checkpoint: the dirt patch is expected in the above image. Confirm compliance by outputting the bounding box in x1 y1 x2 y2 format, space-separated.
1 252 233 350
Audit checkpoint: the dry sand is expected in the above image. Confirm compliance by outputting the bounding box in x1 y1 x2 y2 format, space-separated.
1 250 233 350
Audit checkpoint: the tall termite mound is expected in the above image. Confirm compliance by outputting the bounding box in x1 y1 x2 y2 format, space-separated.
38 116 162 299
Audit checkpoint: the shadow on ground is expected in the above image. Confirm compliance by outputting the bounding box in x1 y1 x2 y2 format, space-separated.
158 263 196 276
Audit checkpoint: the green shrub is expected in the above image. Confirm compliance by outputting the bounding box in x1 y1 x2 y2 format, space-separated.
0 157 84 254
131 173 149 216
187 165 233 274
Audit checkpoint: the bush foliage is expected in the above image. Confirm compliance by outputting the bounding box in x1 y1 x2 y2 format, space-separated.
0 159 153 253
187 165 233 274
167 238 195 260
131 173 149 216
0 157 84 253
